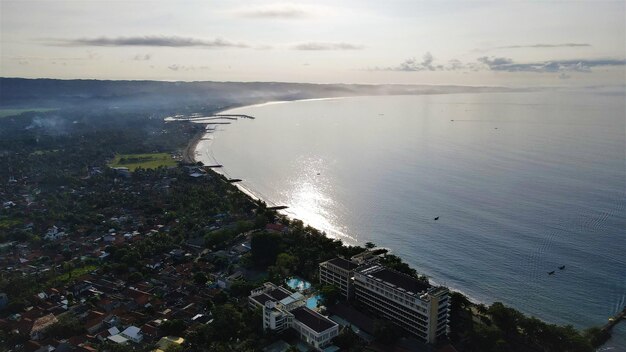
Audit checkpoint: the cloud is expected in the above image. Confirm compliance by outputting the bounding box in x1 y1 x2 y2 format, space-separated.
372 53 625 74
292 42 363 51
49 36 248 48
10 53 99 62
133 54 152 61
497 43 591 49
233 3 330 19
381 52 446 71
476 56 625 73
167 64 209 71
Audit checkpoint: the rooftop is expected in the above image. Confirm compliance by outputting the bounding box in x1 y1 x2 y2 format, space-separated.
279 292 304 306
31 313 58 334
361 265 430 295
326 257 359 271
250 293 274 306
292 307 337 333
268 288 291 301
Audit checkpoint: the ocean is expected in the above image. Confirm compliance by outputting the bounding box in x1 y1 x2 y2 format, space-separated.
195 91 626 348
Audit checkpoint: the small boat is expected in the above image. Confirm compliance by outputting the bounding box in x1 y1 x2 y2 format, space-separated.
548 271 555 275
558 265 565 270
434 216 439 221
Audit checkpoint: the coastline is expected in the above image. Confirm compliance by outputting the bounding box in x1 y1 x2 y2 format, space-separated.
182 129 204 164
186 97 346 204
183 97 523 308
181 97 623 347
184 98 496 307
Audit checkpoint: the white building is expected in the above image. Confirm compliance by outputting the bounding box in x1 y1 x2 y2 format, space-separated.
319 257 360 300
43 226 66 241
354 264 449 344
120 326 143 343
290 306 339 350
249 283 339 351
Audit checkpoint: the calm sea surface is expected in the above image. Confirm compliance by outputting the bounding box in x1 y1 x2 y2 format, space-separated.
196 92 626 347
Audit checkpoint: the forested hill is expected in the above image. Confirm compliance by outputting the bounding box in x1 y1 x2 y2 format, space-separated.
0 77 513 111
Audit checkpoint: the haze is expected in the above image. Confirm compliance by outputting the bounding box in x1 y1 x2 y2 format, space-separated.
1 0 625 87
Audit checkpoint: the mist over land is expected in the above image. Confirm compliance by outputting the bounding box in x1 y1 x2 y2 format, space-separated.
0 78 518 113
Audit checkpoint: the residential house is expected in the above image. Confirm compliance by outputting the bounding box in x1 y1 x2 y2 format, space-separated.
120 325 143 343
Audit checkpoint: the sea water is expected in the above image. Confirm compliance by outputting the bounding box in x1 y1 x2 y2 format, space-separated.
196 91 626 347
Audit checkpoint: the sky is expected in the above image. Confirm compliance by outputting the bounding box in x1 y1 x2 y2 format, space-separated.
1 0 625 86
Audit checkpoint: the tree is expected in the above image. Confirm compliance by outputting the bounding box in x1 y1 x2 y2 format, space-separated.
211 304 244 341
127 271 143 283
273 252 298 278
332 328 363 351
365 241 376 249
250 232 282 267
584 327 611 347
193 272 208 285
47 314 85 339
319 285 340 306
487 302 522 336
161 319 186 336
212 291 228 305
63 261 74 278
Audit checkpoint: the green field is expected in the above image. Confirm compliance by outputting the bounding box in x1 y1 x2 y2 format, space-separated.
0 218 21 229
108 153 177 171
0 108 58 118
48 265 98 286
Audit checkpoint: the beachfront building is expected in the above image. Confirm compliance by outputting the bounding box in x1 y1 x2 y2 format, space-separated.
248 282 294 312
291 306 339 350
354 264 450 344
319 257 360 300
249 283 339 351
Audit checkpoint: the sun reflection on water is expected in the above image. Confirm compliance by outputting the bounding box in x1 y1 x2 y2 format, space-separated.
281 156 354 242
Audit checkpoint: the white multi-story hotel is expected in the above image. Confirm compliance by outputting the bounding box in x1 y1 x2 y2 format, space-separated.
319 257 360 300
353 264 450 344
249 283 339 351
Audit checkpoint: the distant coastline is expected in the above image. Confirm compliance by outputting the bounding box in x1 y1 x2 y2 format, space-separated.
188 98 345 204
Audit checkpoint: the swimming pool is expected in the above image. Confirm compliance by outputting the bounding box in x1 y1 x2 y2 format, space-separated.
306 295 322 309
285 277 312 292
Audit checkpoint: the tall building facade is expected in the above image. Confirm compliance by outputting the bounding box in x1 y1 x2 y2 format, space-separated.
319 258 450 344
354 264 449 343
319 257 359 300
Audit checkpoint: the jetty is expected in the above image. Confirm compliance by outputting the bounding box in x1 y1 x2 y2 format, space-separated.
203 165 222 169
213 114 255 119
600 306 626 335
268 206 289 210
227 178 242 183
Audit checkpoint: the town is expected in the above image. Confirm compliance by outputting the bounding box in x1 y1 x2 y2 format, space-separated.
0 79 606 352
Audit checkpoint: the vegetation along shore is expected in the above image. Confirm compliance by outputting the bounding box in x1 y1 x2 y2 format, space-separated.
0 78 618 351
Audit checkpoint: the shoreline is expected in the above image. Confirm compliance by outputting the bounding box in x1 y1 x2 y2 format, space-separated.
184 97 498 308
186 97 347 204
181 97 621 341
